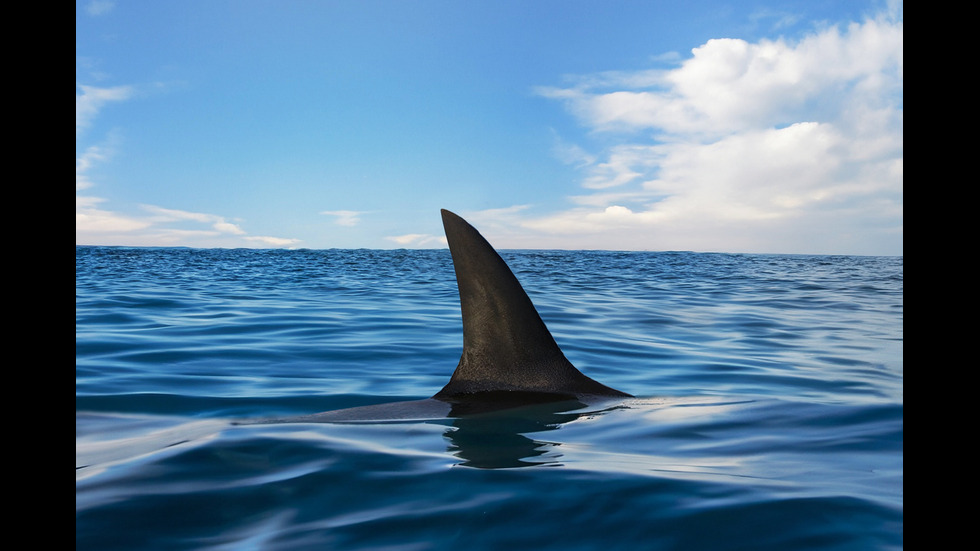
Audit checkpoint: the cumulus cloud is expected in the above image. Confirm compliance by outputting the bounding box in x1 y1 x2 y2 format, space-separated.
525 12 902 254
541 17 902 140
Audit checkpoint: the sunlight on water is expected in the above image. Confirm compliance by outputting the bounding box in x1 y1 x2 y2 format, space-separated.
76 414 228 481
76 248 902 551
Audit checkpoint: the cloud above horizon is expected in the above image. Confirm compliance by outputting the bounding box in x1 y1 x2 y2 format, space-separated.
76 196 302 248
75 82 302 249
320 210 365 227
76 3 901 254
507 13 902 254
384 234 447 247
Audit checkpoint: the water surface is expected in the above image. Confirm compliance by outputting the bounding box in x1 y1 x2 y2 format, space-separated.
76 247 903 550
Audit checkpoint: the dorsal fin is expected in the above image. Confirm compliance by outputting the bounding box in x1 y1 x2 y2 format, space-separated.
434 209 630 399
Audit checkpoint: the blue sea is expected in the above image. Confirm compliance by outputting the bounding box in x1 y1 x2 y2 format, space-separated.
76 246 903 550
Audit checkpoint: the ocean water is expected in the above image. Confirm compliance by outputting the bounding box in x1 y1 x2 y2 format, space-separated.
76 246 903 550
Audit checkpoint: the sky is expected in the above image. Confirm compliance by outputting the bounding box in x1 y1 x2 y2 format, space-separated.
76 0 902 255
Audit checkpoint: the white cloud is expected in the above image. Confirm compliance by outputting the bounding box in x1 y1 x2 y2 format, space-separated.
545 17 902 142
581 145 661 190
384 234 446 247
76 144 112 191
550 130 596 168
76 201 300 248
74 82 300 248
320 210 364 226
75 63 300 249
245 236 302 247
76 84 133 135
85 0 116 16
525 12 902 255
213 221 246 235
140 204 219 224
140 205 244 234
76 195 298 249
456 205 532 241
76 196 152 233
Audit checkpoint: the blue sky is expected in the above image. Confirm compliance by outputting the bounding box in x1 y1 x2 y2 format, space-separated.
77 0 902 255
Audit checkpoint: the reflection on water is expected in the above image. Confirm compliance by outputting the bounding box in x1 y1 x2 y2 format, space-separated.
75 248 903 550
441 397 622 469
438 396 754 470
75 413 228 481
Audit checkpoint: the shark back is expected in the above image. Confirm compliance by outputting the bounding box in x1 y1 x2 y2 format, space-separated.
435 209 630 399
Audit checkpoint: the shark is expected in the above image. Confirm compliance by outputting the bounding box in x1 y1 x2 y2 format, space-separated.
240 209 631 424
76 209 636 475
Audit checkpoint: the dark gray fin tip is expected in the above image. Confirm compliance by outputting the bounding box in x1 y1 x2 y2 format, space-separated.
435 209 631 400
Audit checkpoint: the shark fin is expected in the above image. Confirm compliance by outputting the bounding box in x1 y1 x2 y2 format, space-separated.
434 209 630 399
